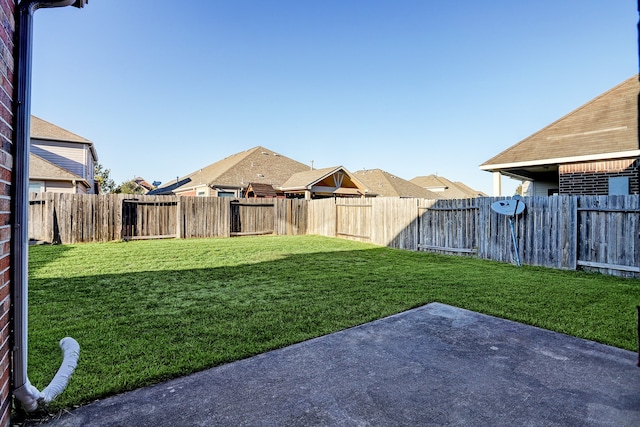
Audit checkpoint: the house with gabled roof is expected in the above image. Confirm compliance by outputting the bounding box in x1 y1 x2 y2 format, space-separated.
353 169 441 199
480 75 639 196
410 174 486 199
151 146 310 197
279 166 369 199
245 182 283 198
29 116 98 194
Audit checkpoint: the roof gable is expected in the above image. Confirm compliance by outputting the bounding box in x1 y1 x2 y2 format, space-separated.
280 166 369 194
481 75 640 169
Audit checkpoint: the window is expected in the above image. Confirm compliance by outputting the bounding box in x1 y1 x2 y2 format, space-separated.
217 191 235 197
608 177 629 195
29 181 44 193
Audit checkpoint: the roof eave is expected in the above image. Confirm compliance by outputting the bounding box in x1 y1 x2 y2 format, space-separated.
480 150 640 171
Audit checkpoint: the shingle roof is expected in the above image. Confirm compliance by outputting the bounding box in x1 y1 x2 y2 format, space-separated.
410 174 486 199
246 182 279 197
31 115 91 143
157 146 310 193
481 74 639 169
29 153 87 185
279 166 338 189
30 115 98 162
409 175 450 190
279 166 369 196
353 169 441 198
450 181 488 198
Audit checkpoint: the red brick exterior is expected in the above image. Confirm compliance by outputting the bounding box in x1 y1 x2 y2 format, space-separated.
0 1 13 426
558 158 640 195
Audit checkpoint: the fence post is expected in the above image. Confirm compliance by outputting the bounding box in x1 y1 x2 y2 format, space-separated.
176 198 182 239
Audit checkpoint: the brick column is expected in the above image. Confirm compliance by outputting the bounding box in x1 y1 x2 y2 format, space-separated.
0 1 15 426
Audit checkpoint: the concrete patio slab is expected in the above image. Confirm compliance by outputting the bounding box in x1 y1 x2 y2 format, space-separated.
41 303 639 426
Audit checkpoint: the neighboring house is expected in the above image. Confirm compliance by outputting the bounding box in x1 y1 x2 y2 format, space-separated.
280 166 369 199
353 169 441 199
29 115 98 194
480 75 639 196
410 174 486 199
29 153 92 194
151 146 310 197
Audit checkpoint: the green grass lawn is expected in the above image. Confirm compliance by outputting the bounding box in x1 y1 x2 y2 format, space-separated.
27 235 640 410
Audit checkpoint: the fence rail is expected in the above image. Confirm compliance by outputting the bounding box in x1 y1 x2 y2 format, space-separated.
29 193 640 277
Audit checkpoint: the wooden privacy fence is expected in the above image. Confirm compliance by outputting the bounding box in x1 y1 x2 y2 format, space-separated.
308 195 640 277
29 193 308 243
29 193 640 277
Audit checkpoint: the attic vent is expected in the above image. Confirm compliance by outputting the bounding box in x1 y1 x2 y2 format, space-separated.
257 173 264 177
262 151 268 155
274 153 280 156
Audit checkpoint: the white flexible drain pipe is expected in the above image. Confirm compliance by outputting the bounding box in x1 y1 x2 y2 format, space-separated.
12 0 87 411
13 338 80 411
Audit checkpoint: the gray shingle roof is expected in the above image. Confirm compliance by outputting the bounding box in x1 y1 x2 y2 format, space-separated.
481 74 639 169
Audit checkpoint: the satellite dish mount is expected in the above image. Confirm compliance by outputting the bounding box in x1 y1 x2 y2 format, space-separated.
490 196 525 267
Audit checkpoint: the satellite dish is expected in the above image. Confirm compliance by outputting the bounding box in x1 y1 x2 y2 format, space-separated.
490 196 525 267
491 196 525 216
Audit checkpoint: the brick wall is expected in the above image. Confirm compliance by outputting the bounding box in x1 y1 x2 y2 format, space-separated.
0 1 13 426
559 158 640 195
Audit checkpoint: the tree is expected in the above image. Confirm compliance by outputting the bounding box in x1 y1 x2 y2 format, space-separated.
94 163 116 194
114 180 146 195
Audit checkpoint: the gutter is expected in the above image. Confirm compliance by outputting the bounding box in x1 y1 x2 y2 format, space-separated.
12 0 87 411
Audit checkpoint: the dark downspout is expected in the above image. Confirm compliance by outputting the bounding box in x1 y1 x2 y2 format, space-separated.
12 0 87 411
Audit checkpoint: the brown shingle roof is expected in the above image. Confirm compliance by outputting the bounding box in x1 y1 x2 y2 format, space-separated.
353 169 440 198
410 175 450 190
158 146 310 193
31 115 91 143
29 153 88 185
246 182 279 197
481 75 639 169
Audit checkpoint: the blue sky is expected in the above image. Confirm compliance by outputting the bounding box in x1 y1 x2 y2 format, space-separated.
31 1 637 195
